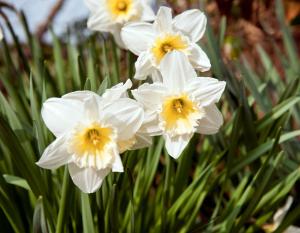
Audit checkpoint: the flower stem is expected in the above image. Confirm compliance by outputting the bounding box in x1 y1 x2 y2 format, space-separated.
55 167 71 233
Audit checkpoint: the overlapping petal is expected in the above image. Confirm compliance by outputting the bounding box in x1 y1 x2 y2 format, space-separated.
165 134 193 159
153 6 173 33
188 43 211 72
185 77 226 107
41 98 84 137
140 2 156 21
160 51 197 92
121 22 155 55
84 0 102 13
196 105 223 134
173 9 207 42
36 135 72 169
87 7 114 32
102 79 132 100
102 98 144 140
134 52 154 80
68 163 110 193
132 82 166 111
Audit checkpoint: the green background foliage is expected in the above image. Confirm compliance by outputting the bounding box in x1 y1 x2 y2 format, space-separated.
0 0 299 232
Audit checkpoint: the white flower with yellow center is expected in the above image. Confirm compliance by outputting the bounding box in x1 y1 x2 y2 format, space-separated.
85 0 155 48
132 51 225 158
36 81 144 193
121 6 211 81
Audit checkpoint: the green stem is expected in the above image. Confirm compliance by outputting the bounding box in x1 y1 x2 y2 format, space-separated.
55 167 71 233
111 39 120 85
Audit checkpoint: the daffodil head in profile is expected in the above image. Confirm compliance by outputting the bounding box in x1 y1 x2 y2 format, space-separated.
85 0 155 48
36 80 144 193
121 6 211 81
132 51 226 159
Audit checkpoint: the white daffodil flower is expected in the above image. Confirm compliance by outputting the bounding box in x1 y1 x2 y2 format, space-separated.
121 6 211 81
85 0 155 48
132 51 225 158
36 81 144 193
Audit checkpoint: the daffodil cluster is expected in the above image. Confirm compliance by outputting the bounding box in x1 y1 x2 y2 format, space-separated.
36 4 226 193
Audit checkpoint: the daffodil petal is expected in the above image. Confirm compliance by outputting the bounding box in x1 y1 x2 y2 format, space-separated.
41 98 84 137
102 98 144 140
131 133 153 149
140 1 156 21
68 163 110 193
140 113 163 136
103 79 132 100
83 95 101 122
173 9 207 42
62 90 98 101
154 6 172 33
151 69 163 82
196 105 223 134
185 77 226 106
188 43 211 72
134 52 154 80
36 135 72 169
112 154 124 172
165 134 193 159
132 82 166 111
121 22 155 55
160 51 196 92
84 0 102 13
112 26 127 49
87 7 113 32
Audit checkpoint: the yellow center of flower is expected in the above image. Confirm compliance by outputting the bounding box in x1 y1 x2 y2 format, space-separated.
151 34 188 63
108 0 132 17
73 123 113 156
161 94 203 134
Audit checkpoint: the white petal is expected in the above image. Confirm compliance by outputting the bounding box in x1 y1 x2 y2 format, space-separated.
102 98 144 140
197 105 223 134
83 95 101 121
185 77 226 106
138 112 163 136
188 43 211 72
173 9 207 42
284 226 300 233
112 26 127 49
151 69 163 82
62 90 98 101
41 98 83 137
84 0 102 13
140 2 156 21
165 134 193 159
87 8 114 32
131 132 153 150
134 52 154 80
102 79 132 100
121 22 155 55
160 51 197 92
112 154 124 172
36 135 72 169
132 82 166 111
68 163 110 193
154 6 173 33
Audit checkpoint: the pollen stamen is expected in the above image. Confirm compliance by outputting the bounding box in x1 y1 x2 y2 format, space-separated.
152 34 188 63
117 1 127 11
161 94 204 135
